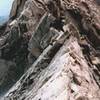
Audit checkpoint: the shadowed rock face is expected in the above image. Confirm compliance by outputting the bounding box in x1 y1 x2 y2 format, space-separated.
96 0 100 5
0 0 46 95
0 38 29 94
0 0 100 99
0 60 16 95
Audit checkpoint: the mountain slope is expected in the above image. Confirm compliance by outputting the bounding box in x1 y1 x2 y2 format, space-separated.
0 0 100 100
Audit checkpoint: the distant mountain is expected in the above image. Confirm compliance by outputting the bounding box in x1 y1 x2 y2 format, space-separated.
0 16 8 25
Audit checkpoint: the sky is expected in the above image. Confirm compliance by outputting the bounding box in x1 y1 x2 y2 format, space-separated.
0 0 14 16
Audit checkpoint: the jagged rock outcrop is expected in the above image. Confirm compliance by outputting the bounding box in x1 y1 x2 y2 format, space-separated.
0 0 100 100
10 0 26 19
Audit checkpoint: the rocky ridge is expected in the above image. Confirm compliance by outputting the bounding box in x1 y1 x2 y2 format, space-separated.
0 0 99 100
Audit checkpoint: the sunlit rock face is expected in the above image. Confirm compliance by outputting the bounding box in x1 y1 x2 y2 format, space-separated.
0 0 100 100
9 0 26 19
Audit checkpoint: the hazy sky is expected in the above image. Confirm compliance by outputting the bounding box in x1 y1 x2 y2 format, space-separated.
0 0 14 16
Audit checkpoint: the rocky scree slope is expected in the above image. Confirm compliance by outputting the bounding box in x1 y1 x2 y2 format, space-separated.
0 0 100 100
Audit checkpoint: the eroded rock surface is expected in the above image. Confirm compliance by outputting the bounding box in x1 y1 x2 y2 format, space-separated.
0 0 99 100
